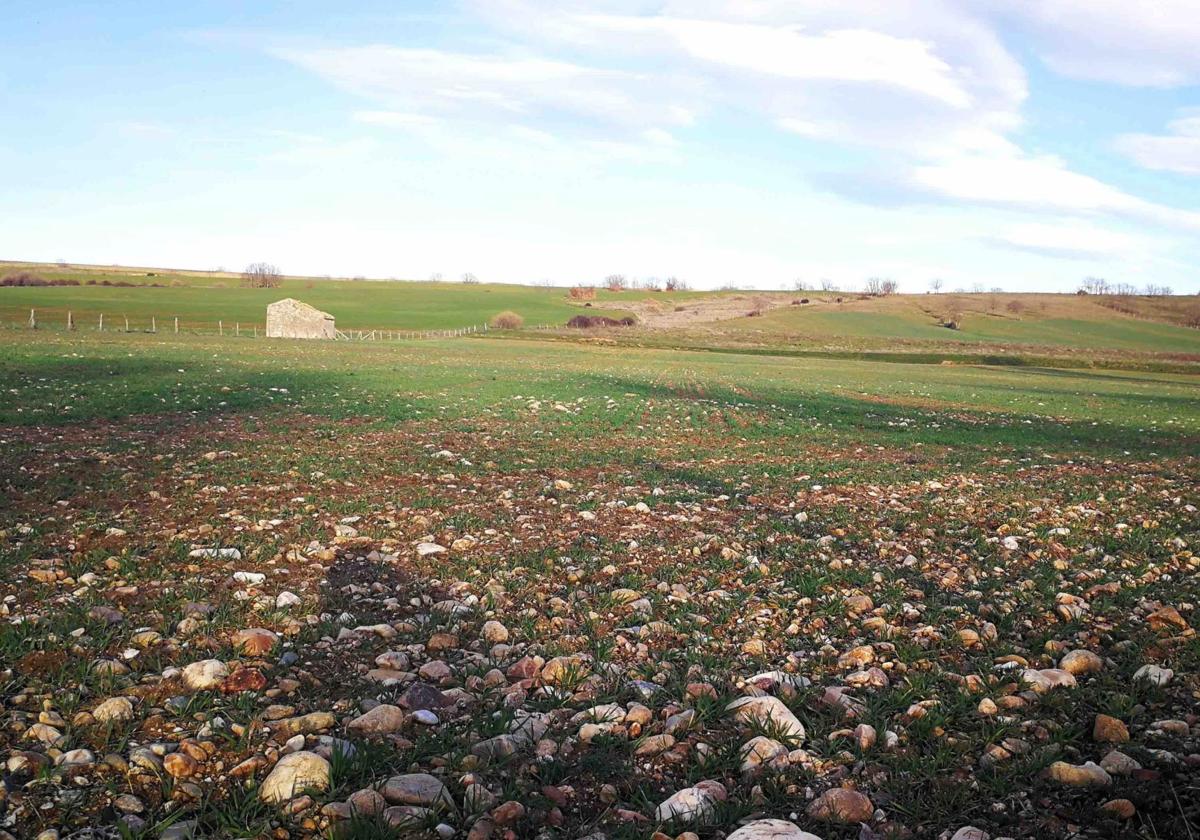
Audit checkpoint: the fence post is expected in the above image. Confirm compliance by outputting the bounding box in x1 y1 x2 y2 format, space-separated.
219 320 223 336
99 313 104 331
124 315 129 332
151 316 156 333
28 309 36 329
254 325 258 337
67 311 73 331
236 322 240 337
174 316 179 334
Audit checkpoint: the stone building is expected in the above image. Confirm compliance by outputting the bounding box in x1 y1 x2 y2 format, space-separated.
265 298 336 339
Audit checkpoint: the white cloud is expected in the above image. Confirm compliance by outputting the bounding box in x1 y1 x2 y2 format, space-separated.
272 44 696 133
982 222 1146 261
1116 111 1200 175
997 0 1200 87
582 17 971 107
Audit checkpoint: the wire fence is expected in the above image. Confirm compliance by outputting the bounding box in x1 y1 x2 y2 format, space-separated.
4 310 562 339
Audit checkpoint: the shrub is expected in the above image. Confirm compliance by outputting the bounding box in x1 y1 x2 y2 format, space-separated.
568 286 596 300
490 311 524 329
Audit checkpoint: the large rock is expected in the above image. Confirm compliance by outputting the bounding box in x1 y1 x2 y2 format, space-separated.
231 628 279 656
1020 668 1076 694
347 704 406 736
382 773 453 807
182 660 229 692
727 696 806 742
92 697 134 723
260 752 331 803
806 788 874 823
1059 649 1102 676
1047 760 1111 788
655 780 727 824
728 820 823 840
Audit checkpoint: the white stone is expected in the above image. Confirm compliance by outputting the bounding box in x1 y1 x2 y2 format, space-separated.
260 751 331 803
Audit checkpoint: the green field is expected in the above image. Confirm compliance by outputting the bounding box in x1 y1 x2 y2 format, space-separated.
4 262 1197 361
2 298 1199 840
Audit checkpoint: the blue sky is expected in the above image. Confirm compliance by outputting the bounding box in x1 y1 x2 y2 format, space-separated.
3 1 1199 292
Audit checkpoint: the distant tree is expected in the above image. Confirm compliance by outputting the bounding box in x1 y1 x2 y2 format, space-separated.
865 277 897 296
1082 276 1111 295
1006 299 1025 315
462 272 479 284
1143 283 1173 296
970 282 985 294
929 278 944 294
429 272 443 282
605 274 627 291
664 276 689 291
820 278 836 291
792 278 808 291
241 262 282 288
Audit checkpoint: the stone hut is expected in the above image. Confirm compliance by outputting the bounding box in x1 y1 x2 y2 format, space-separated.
265 298 335 339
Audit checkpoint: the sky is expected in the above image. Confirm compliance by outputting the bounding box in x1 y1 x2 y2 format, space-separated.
2 1 1199 292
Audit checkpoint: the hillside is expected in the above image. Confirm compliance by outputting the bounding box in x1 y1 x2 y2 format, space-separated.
2 260 1197 360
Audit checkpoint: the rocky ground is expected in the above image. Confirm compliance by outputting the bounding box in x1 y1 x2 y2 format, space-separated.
1 413 1197 840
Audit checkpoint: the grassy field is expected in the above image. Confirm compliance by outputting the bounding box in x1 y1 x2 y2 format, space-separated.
1 325 1198 839
3 262 1197 362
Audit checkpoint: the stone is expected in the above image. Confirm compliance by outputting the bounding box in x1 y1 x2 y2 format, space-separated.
1099 750 1142 775
382 773 453 807
635 734 676 757
1059 649 1103 676
1093 714 1129 743
1047 760 1111 788
807 788 873 823
482 621 510 644
654 780 727 823
490 801 525 825
231 628 278 656
728 820 823 840
221 667 267 694
276 591 302 608
92 697 134 723
1020 668 1076 694
260 752 331 803
1133 664 1174 686
266 298 335 340
1100 798 1136 819
270 711 337 737
950 829 989 840
740 735 788 774
400 682 450 711
347 704 406 736
182 660 229 692
163 752 199 778
727 695 806 742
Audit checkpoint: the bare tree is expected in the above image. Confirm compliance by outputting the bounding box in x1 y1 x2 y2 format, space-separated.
664 276 689 291
929 278 943 294
866 277 897 296
605 274 627 291
242 262 282 288
792 278 808 291
429 272 443 282
820 278 836 291
462 272 479 284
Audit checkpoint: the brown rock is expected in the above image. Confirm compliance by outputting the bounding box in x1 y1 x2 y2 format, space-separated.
231 628 279 656
1100 798 1136 819
807 788 874 823
221 667 267 694
1093 714 1129 743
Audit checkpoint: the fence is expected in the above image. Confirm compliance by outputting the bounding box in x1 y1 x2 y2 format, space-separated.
6 309 560 340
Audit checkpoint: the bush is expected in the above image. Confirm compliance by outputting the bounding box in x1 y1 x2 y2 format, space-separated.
490 311 524 330
1 272 81 286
